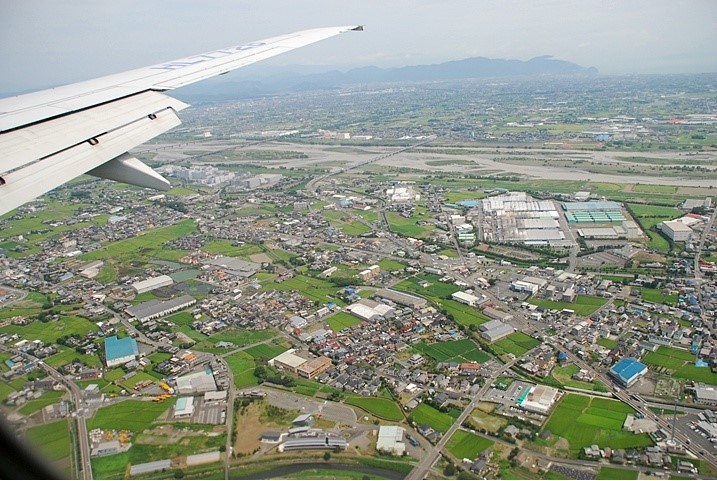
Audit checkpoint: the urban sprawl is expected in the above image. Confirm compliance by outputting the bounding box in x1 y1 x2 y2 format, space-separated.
2 74 717 480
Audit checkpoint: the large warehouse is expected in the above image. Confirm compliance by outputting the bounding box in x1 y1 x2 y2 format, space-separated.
131 275 173 294
125 295 196 322
659 220 693 242
480 192 570 247
104 336 139 367
376 425 406 455
609 358 648 387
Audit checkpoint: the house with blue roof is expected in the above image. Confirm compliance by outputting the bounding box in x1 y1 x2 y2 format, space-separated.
609 357 647 387
104 335 139 367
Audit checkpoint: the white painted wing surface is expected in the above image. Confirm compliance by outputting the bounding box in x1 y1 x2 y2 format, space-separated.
0 25 363 215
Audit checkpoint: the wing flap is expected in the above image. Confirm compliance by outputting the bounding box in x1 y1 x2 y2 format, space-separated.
0 25 362 214
88 154 170 191
1 107 180 214
0 91 188 175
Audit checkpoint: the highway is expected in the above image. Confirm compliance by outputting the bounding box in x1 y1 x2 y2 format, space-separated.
553 341 717 472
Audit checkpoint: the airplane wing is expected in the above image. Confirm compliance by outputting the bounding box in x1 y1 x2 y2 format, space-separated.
0 25 363 216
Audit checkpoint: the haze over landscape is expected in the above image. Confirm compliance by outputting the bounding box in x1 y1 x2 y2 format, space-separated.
3 2 717 481
1 0 716 93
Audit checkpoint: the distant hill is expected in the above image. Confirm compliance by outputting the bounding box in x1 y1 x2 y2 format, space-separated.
176 55 598 100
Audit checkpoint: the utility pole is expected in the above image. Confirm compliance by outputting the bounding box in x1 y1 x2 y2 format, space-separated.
670 396 678 444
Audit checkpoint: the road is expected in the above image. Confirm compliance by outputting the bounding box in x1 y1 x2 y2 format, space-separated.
406 350 531 479
0 345 93 479
693 204 716 280
219 357 234 480
553 341 717 472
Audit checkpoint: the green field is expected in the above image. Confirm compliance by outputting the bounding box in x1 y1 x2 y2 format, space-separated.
596 467 639 480
225 351 259 388
627 204 681 219
394 274 460 300
544 393 652 457
327 312 363 332
87 399 171 432
82 219 196 262
440 299 492 327
345 396 404 421
642 345 694 370
243 343 287 361
641 346 717 384
529 295 607 316
385 211 434 238
413 339 491 363
410 402 456 432
261 275 344 306
192 329 276 353
377 259 407 272
0 315 97 344
491 332 541 356
597 338 618 349
551 364 599 391
202 240 264 258
445 430 494 460
640 287 679 305
25 419 72 477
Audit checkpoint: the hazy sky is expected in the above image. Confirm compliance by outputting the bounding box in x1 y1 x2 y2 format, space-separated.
1 0 716 92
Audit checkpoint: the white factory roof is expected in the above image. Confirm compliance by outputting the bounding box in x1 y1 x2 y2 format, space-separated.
347 303 381 321
186 451 221 466
376 425 406 454
271 349 308 369
452 291 481 304
519 218 559 229
695 383 717 402
131 275 173 293
662 220 693 232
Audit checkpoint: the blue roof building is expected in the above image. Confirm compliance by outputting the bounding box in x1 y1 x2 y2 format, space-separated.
609 358 648 387
104 335 139 367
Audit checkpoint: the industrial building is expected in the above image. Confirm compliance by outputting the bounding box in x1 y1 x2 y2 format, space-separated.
451 291 484 307
659 220 693 242
511 280 539 295
609 358 648 387
131 275 173 294
176 368 217 395
480 192 569 247
125 295 197 322
104 336 139 368
518 385 560 414
279 436 347 452
174 397 195 418
205 256 260 278
694 383 717 405
577 220 640 239
479 319 515 342
376 425 406 455
186 451 221 467
91 440 121 457
346 299 396 322
375 288 427 308
129 460 171 477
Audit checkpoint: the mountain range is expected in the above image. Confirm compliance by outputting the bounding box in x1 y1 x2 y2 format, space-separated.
176 55 598 100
